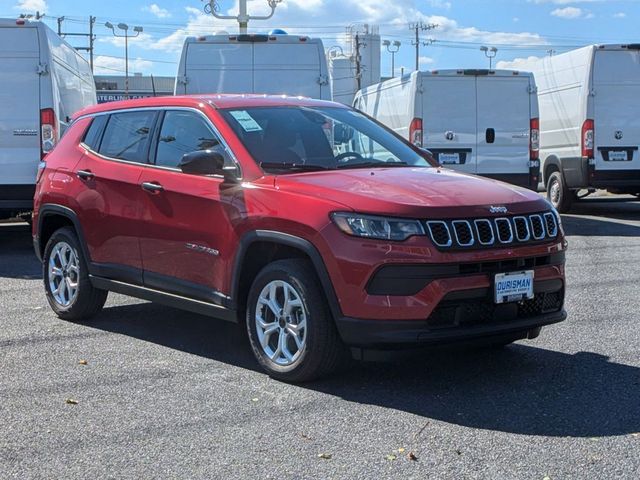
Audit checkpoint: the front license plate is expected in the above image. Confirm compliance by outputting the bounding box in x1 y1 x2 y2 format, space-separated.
439 152 460 165
608 150 628 161
495 270 534 304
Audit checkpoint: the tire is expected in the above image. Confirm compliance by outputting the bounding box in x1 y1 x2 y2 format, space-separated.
546 171 573 213
246 259 345 382
43 227 107 321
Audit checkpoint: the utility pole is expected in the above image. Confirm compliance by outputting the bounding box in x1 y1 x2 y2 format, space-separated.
383 40 401 78
409 22 437 71
57 16 97 73
205 0 283 34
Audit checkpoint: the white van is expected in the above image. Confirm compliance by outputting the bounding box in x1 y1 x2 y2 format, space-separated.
175 33 331 100
353 69 540 190
0 18 96 220
515 45 640 211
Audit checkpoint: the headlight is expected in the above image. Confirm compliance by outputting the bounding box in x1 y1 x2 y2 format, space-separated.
331 212 425 241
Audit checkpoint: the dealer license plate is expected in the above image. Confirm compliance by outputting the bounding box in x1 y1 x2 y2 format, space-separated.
494 270 534 304
439 152 460 165
608 150 628 161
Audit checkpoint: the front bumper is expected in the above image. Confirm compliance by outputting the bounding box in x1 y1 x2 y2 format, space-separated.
337 307 566 348
334 276 566 348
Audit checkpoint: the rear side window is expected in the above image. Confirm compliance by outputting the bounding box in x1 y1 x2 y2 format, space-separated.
82 115 108 151
99 111 156 163
155 111 223 168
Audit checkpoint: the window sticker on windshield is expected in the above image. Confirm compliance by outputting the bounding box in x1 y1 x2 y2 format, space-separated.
229 110 263 132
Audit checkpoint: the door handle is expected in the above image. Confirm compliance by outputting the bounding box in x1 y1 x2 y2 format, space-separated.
77 169 95 180
141 181 164 193
486 128 496 144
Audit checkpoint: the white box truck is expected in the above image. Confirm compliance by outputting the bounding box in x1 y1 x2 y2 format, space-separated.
353 69 541 190
0 18 96 220
515 45 640 211
175 32 331 100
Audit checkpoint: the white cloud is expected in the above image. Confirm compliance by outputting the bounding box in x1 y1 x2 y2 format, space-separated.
613 12 626 18
419 56 435 66
551 7 589 19
13 0 46 13
144 4 171 19
93 55 153 75
532 0 599 4
427 0 452 9
496 55 543 70
513 17 520 22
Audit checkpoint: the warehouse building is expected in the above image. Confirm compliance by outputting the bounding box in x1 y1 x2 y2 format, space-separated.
94 74 175 103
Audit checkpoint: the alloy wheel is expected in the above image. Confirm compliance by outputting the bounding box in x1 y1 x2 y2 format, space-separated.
255 280 307 366
48 241 80 307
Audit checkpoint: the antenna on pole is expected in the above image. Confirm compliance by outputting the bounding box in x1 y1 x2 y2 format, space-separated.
203 0 283 34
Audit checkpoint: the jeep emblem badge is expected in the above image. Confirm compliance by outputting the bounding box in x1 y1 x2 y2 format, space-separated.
489 206 508 214
615 130 623 140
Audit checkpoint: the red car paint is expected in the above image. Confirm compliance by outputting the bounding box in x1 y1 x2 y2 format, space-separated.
33 95 567 347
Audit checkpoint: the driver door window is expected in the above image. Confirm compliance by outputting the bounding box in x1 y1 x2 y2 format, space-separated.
155 111 225 168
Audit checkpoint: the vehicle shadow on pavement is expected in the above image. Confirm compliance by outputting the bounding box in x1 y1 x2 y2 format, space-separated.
310 344 640 438
86 300 640 439
562 198 640 237
85 302 260 372
0 223 42 280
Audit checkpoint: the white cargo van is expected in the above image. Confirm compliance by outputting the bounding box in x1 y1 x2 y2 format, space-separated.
353 69 540 190
0 18 96 220
515 45 640 211
175 33 331 100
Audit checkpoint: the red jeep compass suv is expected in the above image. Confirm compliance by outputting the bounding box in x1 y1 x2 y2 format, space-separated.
33 95 567 381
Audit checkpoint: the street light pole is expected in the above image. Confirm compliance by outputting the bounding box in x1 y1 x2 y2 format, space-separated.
205 0 283 34
480 46 498 70
383 40 401 78
105 22 143 100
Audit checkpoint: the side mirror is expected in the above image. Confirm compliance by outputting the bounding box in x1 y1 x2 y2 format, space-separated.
179 150 237 180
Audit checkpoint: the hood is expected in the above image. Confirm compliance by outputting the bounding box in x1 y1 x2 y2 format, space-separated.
274 167 549 218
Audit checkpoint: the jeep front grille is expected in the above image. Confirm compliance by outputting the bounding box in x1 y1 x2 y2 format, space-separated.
426 212 559 250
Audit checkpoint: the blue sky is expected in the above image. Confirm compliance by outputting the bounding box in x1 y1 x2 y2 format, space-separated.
4 0 640 77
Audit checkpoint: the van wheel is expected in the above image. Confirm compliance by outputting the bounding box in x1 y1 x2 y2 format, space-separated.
43 227 107 321
246 259 344 382
547 171 573 213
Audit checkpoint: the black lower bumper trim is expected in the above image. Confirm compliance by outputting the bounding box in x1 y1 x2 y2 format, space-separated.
336 310 566 348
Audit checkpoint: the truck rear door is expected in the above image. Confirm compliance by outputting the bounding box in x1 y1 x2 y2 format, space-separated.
423 75 477 175
0 25 41 188
592 49 640 173
253 42 324 98
183 42 253 94
476 75 532 184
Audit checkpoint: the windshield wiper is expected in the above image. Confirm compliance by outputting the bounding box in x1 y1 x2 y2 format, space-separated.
260 162 331 172
336 161 409 169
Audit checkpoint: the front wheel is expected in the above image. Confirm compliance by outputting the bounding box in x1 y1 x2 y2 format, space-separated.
246 259 345 382
43 227 107 321
547 171 573 213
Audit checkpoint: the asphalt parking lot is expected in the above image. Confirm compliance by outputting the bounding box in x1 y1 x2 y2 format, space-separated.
1 196 639 479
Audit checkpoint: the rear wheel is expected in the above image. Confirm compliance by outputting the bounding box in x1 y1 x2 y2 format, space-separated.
43 227 107 321
547 171 573 213
246 259 344 382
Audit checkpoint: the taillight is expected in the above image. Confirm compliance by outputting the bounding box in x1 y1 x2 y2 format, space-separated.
582 119 594 158
409 118 423 147
40 108 57 159
530 117 539 160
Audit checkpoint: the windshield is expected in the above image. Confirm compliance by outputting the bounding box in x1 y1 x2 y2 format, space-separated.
220 106 433 173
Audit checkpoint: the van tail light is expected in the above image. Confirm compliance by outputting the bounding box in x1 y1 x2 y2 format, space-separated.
40 108 57 159
582 119 594 158
409 118 423 147
530 117 539 160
